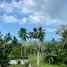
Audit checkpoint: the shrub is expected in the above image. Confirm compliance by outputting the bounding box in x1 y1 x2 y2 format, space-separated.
59 64 67 67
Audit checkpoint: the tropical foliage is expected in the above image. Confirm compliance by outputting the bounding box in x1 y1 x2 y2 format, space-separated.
0 25 67 67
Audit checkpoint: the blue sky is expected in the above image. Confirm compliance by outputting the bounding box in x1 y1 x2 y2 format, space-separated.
0 0 67 41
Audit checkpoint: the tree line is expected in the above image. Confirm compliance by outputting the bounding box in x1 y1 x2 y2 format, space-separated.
0 25 67 67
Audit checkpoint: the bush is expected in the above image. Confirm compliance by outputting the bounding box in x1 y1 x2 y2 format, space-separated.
59 64 67 67
21 56 28 59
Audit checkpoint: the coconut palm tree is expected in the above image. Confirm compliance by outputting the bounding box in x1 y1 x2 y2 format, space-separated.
18 28 28 58
3 33 11 55
37 26 45 54
18 28 28 41
56 25 67 48
36 26 45 67
4 33 11 42
56 25 67 63
0 32 11 67
38 26 45 42
33 27 38 41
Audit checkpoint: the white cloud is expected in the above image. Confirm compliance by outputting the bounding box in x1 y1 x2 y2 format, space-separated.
11 0 23 9
0 2 13 13
0 0 67 25
19 17 27 24
0 0 23 13
22 0 67 25
29 15 40 24
0 14 28 24
1 14 18 23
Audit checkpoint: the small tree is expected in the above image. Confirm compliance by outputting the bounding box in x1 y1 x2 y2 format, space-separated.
43 43 57 64
0 32 11 67
10 47 21 59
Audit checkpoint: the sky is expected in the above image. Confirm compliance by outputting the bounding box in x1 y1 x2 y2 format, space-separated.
0 0 67 42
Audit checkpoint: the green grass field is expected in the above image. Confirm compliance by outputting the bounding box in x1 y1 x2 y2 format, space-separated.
8 63 58 67
28 54 59 67
0 54 59 67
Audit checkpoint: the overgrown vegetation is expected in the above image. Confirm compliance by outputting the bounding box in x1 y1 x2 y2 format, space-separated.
0 25 67 67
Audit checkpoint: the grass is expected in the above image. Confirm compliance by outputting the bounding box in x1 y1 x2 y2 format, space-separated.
28 54 59 67
29 60 58 67
1 54 59 67
40 63 58 67
8 64 58 67
9 64 23 67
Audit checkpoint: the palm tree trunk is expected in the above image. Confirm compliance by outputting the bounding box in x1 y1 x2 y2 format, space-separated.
21 44 22 58
49 59 51 64
40 42 42 59
37 50 40 67
21 41 25 59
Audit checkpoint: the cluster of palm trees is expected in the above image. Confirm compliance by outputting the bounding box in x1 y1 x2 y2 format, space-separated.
43 25 67 65
0 32 12 67
18 27 45 67
0 32 20 67
0 25 67 67
0 26 45 67
18 26 45 42
18 27 45 57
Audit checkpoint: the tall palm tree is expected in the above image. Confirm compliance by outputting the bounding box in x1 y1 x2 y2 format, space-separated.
56 25 67 48
37 26 45 55
18 28 28 41
56 25 67 63
33 27 38 37
0 32 11 67
38 26 45 42
3 33 11 55
18 28 28 58
37 27 45 67
32 27 38 51
32 27 38 43
4 33 11 42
